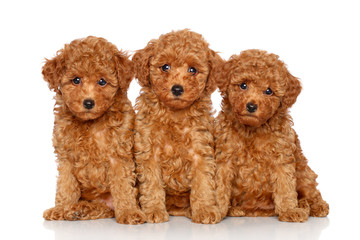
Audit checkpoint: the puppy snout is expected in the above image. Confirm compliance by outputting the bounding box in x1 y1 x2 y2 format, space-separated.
171 84 184 97
246 102 258 113
83 99 95 110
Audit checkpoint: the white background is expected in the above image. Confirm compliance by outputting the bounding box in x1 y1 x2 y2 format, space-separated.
0 1 359 239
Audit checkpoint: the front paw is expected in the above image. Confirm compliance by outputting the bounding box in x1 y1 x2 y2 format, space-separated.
192 206 221 224
63 201 114 220
144 208 169 223
43 206 65 220
279 208 309 222
116 209 146 225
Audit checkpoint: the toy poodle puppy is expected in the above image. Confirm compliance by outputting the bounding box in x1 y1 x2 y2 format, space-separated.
132 29 223 224
215 49 329 222
42 36 145 224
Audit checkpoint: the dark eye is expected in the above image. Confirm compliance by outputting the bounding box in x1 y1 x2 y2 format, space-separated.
72 77 81 85
264 88 273 95
98 78 107 86
161 64 170 72
188 67 197 76
240 83 247 90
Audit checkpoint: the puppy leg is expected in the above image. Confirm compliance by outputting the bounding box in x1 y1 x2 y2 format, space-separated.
135 117 169 223
189 141 221 224
137 159 169 223
215 158 235 219
295 135 329 217
272 162 309 222
43 160 81 220
109 158 146 225
296 167 329 217
190 159 221 224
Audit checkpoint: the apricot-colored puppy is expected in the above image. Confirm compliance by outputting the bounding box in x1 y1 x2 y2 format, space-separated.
42 36 145 224
133 29 222 224
215 49 329 222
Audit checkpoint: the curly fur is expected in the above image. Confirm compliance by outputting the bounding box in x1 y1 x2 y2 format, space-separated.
214 49 329 222
42 36 145 224
133 29 223 224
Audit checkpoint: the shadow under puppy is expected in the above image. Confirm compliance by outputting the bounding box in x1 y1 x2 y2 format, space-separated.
42 36 145 224
133 29 223 224
215 49 329 222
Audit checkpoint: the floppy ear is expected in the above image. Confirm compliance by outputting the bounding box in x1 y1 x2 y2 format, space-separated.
206 50 224 94
114 51 134 91
214 59 233 95
132 42 155 88
42 50 65 92
281 71 302 109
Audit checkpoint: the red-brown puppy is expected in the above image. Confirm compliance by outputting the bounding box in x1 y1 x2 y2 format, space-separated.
215 49 329 222
133 29 223 224
42 36 145 224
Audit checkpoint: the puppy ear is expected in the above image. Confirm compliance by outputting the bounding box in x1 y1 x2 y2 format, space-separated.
132 43 154 88
114 51 134 91
214 59 233 94
42 50 65 92
282 71 302 108
206 50 224 94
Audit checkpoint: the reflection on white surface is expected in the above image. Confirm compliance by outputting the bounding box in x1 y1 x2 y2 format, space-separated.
43 216 329 240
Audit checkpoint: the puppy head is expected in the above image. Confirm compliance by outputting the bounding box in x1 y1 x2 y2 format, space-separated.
216 49 301 127
42 36 133 120
133 29 222 109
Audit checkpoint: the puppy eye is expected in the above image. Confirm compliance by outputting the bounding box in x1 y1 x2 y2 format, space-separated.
97 78 107 86
264 88 273 95
72 77 81 85
240 83 247 90
161 64 170 72
188 67 197 76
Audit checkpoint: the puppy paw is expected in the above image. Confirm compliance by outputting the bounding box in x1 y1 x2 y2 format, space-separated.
63 204 89 220
145 208 169 223
116 209 146 225
310 201 329 217
278 208 309 222
298 199 311 215
63 201 114 220
43 206 65 220
227 206 246 217
191 206 221 224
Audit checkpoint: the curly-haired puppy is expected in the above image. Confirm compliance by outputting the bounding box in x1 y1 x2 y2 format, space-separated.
133 29 223 224
215 49 329 222
42 36 145 224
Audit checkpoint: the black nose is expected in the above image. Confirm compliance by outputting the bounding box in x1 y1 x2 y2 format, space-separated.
246 102 258 113
171 84 184 96
83 99 95 110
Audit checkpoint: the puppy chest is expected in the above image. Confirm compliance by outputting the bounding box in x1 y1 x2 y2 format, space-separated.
234 162 273 191
70 130 113 192
232 145 275 193
151 122 209 192
155 143 193 192
74 161 110 192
